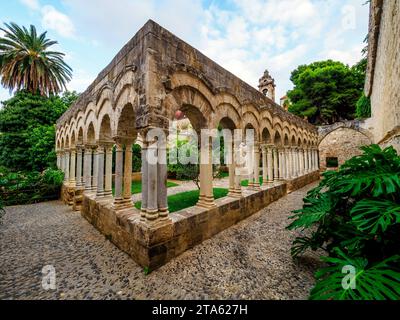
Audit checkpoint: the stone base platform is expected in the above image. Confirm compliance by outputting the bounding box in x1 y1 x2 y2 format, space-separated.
61 183 75 206
80 171 320 270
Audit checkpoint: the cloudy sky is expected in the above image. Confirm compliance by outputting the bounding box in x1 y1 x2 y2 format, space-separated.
0 0 369 103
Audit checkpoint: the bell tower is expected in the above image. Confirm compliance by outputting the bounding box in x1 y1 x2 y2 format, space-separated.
258 69 276 102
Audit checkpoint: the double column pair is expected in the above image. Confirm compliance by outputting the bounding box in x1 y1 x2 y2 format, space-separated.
139 132 169 223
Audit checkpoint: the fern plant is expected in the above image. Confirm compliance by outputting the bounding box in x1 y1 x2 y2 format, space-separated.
287 145 400 300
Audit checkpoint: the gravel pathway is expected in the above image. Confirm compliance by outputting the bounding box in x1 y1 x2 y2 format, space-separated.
0 182 323 300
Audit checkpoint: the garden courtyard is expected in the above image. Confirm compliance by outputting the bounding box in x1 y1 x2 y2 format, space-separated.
0 182 322 300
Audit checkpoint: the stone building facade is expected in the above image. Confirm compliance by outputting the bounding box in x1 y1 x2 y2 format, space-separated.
364 0 400 152
318 120 372 171
55 20 320 269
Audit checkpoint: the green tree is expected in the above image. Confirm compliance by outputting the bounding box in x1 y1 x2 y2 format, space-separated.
0 22 72 96
0 90 78 171
287 60 365 125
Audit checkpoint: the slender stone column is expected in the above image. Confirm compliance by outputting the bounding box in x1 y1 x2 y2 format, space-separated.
56 152 61 169
64 150 70 182
157 142 169 220
69 148 76 186
299 148 304 176
140 141 148 219
228 138 235 196
253 144 261 189
197 138 216 208
113 143 124 206
278 148 285 180
314 148 319 171
96 145 105 197
308 148 312 172
284 147 290 180
83 147 92 191
123 143 133 203
233 143 242 197
103 144 113 197
91 146 99 191
262 145 268 184
288 147 293 179
273 147 279 182
267 145 274 183
146 137 158 221
60 151 65 173
76 146 83 187
291 147 297 178
247 143 254 188
304 147 309 174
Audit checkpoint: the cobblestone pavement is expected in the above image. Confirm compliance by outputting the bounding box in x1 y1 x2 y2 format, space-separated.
0 182 323 300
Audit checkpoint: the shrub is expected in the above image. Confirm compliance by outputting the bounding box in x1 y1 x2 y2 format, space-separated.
132 143 142 172
0 167 64 206
355 94 371 119
287 145 400 300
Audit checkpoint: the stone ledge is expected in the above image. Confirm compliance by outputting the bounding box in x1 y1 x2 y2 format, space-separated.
80 172 320 270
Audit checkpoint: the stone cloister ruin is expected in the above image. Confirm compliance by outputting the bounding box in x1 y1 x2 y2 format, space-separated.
55 20 320 269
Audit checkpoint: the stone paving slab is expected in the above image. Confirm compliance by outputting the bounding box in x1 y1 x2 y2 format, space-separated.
0 182 323 300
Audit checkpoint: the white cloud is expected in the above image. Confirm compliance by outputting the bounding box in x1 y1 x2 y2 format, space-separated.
67 69 96 93
20 0 40 11
41 5 76 38
47 0 368 101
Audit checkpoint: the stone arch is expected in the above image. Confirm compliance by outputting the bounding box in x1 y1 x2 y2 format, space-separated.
165 86 213 131
273 124 283 146
170 71 215 108
86 122 96 145
261 127 272 144
116 103 136 140
84 101 97 124
97 99 115 139
212 103 241 129
98 113 113 142
284 134 290 146
218 116 237 130
291 136 296 146
318 124 373 144
242 111 260 141
318 127 372 171
214 91 241 112
76 126 84 145
96 83 114 107
261 109 273 125
114 68 135 96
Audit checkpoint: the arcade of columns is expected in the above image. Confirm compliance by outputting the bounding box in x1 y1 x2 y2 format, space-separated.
56 135 319 221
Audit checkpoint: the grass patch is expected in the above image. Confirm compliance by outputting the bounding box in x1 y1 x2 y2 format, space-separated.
112 180 179 196
241 176 263 187
134 188 229 213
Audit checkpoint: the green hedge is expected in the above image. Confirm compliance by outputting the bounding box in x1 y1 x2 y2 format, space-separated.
0 167 64 206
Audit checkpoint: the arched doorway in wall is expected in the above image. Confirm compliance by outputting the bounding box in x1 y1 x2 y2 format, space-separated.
318 127 372 171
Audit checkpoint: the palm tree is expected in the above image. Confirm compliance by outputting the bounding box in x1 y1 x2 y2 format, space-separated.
0 22 72 96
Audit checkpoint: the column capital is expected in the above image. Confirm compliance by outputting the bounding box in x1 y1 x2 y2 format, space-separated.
113 135 134 146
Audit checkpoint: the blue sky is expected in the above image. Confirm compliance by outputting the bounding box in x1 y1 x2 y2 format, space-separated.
0 0 369 104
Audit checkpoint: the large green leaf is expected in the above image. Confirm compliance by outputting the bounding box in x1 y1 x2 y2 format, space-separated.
287 193 334 230
350 199 400 234
310 249 400 300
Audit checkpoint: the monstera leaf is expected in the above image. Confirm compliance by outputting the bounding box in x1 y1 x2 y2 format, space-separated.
287 193 334 230
350 199 400 234
310 249 400 300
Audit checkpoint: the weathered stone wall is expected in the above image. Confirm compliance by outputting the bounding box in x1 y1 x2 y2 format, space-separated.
318 121 372 171
365 0 400 152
